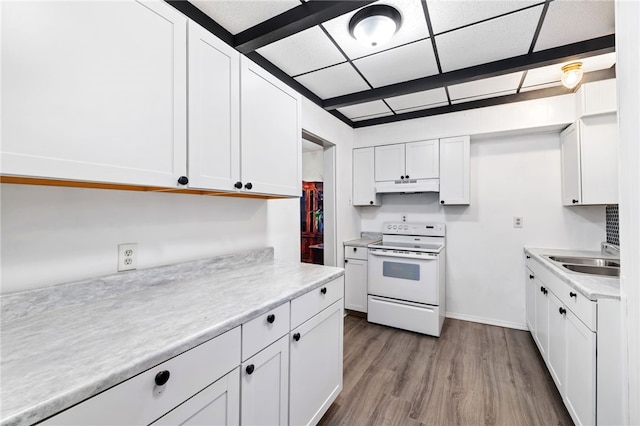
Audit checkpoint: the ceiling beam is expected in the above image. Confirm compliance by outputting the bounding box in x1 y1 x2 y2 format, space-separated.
352 67 616 128
234 1 375 54
324 34 615 110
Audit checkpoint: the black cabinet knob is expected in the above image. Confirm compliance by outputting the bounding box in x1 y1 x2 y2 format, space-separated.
245 182 253 190
529 274 534 279
344 259 348 264
440 200 445 205
406 175 410 179
569 292 577 298
246 364 255 375
320 287 327 295
155 370 170 386
267 314 275 324
293 332 301 342
572 199 579 204
177 176 189 185
559 307 567 315
544 289 548 295
234 181 243 189
526 255 531 259
369 201 374 205
401 176 405 180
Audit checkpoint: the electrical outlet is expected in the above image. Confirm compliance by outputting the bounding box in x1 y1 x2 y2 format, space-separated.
513 217 523 228
402 214 407 222
118 243 137 272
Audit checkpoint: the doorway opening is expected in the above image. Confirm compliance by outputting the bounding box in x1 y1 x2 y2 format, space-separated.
300 131 336 266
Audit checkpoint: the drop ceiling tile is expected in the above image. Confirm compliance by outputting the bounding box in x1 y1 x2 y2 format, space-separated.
523 52 616 87
337 100 392 120
534 0 615 52
451 90 516 104
385 87 448 111
353 39 438 88
191 0 300 35
257 26 345 76
352 111 395 122
322 0 430 60
395 101 450 114
295 63 370 99
427 0 541 35
436 5 543 72
448 72 523 100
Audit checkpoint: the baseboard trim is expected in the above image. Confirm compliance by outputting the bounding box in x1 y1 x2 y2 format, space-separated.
445 312 528 331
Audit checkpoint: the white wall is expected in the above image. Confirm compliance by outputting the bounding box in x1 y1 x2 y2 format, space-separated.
615 1 640 423
267 98 358 265
302 150 323 182
0 184 268 294
359 131 605 329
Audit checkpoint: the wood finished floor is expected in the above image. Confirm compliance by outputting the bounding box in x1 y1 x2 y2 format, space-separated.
319 316 573 426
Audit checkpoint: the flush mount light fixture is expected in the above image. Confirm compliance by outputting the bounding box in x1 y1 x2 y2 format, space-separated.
561 62 584 89
349 4 402 48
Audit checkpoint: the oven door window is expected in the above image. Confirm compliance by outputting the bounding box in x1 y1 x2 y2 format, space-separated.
382 261 420 281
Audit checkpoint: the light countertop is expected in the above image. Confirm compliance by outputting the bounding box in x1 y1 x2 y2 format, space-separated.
343 237 381 247
524 247 620 300
0 248 344 426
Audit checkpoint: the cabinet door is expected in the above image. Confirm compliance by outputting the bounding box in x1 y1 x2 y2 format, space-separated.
1 1 187 187
187 21 240 191
353 148 380 206
560 123 582 206
344 258 368 313
564 311 596 426
240 57 301 196
375 144 405 182
439 136 470 205
525 268 536 332
241 336 289 426
290 300 343 426
579 114 619 205
534 282 549 358
547 292 566 393
153 368 240 426
405 140 439 179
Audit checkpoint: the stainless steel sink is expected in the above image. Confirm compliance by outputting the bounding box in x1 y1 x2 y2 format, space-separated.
545 255 620 268
562 264 621 277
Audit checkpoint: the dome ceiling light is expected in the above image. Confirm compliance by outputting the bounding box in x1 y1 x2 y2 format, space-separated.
561 62 584 89
348 4 402 48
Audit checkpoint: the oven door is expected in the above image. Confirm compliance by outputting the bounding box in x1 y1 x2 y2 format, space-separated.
368 249 439 305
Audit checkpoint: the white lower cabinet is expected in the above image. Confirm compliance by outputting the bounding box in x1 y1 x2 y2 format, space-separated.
290 299 344 426
153 368 240 426
241 336 289 426
525 254 619 426
344 245 368 313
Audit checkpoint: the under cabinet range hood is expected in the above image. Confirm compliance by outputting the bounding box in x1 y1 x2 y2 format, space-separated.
375 178 439 194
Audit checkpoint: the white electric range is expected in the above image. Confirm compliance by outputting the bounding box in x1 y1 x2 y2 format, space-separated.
367 222 446 337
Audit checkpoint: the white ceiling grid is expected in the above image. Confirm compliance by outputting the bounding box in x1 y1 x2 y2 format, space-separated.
190 0 617 125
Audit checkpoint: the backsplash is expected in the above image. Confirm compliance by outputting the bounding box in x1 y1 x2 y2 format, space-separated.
606 205 619 246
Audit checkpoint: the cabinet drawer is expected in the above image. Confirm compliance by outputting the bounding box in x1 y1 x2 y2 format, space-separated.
345 245 368 261
291 276 344 329
42 327 241 426
242 302 290 361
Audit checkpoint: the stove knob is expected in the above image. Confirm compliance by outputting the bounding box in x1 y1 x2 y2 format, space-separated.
393 225 397 229
387 225 392 229
404 225 408 230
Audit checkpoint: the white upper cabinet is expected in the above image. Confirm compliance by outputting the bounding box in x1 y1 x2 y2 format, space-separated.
405 140 439 179
1 1 187 187
374 140 438 182
576 79 617 118
187 21 240 191
352 147 380 206
240 57 301 197
439 136 470 205
561 114 618 206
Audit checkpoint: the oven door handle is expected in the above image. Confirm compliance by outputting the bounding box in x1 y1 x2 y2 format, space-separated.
368 251 438 260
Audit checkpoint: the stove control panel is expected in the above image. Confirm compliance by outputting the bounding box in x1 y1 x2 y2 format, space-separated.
382 222 445 237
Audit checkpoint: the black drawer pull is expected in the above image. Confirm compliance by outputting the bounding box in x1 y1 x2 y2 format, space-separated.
559 307 567 315
267 314 275 323
246 364 255 375
155 370 170 386
526 255 531 259
529 274 534 279
293 332 301 342
569 292 577 298
320 287 327 295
